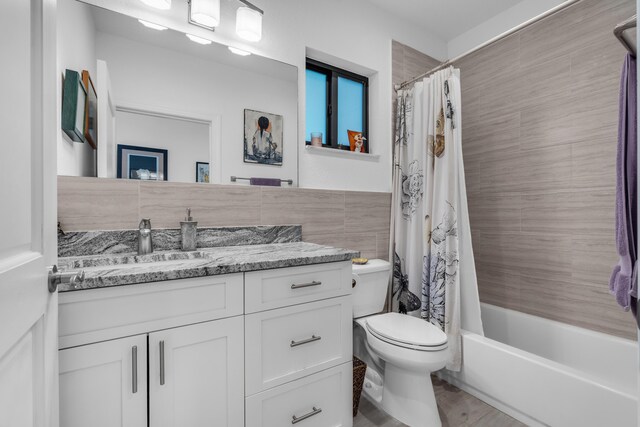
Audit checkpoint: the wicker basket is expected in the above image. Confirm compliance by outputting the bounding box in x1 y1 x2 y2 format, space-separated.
352 356 367 417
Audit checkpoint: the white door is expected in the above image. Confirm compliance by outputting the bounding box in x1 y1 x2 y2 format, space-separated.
0 1 58 427
149 317 245 427
59 335 147 427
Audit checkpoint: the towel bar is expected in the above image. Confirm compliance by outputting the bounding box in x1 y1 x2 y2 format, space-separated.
230 176 293 185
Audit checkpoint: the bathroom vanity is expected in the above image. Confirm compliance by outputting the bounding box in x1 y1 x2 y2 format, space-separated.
57 227 357 427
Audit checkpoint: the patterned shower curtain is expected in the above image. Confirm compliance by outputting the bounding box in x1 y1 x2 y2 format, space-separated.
391 67 480 371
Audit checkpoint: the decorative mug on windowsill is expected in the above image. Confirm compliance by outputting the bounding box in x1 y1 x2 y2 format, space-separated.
310 132 323 147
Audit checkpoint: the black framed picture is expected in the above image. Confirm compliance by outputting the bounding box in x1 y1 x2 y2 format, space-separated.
117 144 168 181
243 109 283 166
196 162 209 183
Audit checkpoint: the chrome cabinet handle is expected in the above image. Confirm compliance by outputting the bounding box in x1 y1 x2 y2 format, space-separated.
291 280 322 290
159 340 165 386
290 335 321 347
132 346 138 394
292 407 322 424
47 265 85 293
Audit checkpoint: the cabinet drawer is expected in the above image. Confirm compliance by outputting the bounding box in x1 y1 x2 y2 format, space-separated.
245 296 352 395
59 274 243 349
246 363 352 427
244 261 352 313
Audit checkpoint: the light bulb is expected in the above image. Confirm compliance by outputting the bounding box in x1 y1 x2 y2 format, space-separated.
138 19 168 30
228 46 251 56
236 6 262 42
190 0 220 28
186 33 212 45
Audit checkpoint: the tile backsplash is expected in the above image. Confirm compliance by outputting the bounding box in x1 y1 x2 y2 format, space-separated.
58 176 391 261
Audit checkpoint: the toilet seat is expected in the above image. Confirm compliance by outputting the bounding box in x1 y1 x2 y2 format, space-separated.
365 313 448 352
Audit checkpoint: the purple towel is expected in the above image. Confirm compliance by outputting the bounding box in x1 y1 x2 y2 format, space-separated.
249 177 281 187
610 53 637 312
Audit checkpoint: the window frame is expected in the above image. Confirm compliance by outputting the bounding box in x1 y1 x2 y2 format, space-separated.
305 58 369 152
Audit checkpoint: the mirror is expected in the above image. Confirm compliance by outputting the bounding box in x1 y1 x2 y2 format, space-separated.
57 0 298 185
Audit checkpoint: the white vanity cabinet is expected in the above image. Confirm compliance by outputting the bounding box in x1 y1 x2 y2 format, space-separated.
58 274 245 427
58 261 354 427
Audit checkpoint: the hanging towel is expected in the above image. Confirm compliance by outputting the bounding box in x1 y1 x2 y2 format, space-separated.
610 53 637 314
249 177 282 187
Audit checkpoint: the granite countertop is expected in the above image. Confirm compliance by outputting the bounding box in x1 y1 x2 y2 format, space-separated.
58 242 359 292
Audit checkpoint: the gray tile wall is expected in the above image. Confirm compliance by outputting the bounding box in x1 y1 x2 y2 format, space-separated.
452 0 636 339
58 176 391 261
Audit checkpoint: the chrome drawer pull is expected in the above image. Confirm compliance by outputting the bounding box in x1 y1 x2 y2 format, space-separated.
291 280 322 290
292 406 322 424
290 335 321 347
159 340 165 386
132 346 138 394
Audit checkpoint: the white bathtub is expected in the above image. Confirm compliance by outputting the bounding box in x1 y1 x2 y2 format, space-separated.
440 303 638 427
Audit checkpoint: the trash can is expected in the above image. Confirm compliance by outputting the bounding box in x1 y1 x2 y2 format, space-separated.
353 356 367 417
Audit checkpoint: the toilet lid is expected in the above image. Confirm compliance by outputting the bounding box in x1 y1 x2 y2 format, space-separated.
366 313 447 348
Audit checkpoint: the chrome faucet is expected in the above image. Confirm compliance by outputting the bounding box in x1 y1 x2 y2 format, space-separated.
138 218 153 255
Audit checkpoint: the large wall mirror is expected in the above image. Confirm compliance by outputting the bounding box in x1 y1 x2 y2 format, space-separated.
58 0 298 186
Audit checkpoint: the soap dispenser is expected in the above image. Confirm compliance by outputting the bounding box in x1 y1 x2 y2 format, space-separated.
180 208 198 251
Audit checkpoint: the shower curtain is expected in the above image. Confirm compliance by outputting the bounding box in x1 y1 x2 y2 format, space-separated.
391 67 482 371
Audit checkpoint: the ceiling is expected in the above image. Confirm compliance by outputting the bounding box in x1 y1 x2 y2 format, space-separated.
363 0 524 41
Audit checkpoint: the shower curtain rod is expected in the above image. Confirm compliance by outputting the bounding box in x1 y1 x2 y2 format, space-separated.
394 0 581 91
614 14 637 56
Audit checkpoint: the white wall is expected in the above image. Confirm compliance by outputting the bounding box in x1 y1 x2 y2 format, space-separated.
57 0 98 177
80 0 448 192
115 111 209 183
447 0 567 58
96 31 298 185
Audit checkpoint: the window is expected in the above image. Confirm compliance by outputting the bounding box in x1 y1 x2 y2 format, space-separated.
305 58 369 152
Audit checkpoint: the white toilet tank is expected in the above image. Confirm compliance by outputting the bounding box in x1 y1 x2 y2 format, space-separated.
352 259 392 319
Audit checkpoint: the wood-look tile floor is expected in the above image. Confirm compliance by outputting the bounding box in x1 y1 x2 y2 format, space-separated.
354 376 526 427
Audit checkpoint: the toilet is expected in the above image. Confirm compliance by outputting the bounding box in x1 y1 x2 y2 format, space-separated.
352 259 449 427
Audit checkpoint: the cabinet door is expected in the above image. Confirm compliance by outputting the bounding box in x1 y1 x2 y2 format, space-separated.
149 316 244 427
59 334 147 427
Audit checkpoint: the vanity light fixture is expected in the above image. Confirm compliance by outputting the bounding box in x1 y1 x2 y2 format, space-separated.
139 0 171 10
186 33 213 45
138 19 168 30
235 1 263 42
228 46 251 56
188 0 220 31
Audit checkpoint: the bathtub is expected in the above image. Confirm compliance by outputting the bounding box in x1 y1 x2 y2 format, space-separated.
439 303 638 427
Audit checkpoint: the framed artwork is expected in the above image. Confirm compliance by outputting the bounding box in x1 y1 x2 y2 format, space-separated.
196 162 210 183
82 70 98 149
117 144 168 181
243 109 283 166
61 69 87 143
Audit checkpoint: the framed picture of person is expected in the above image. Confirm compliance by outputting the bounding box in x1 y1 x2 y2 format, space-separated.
243 109 283 166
